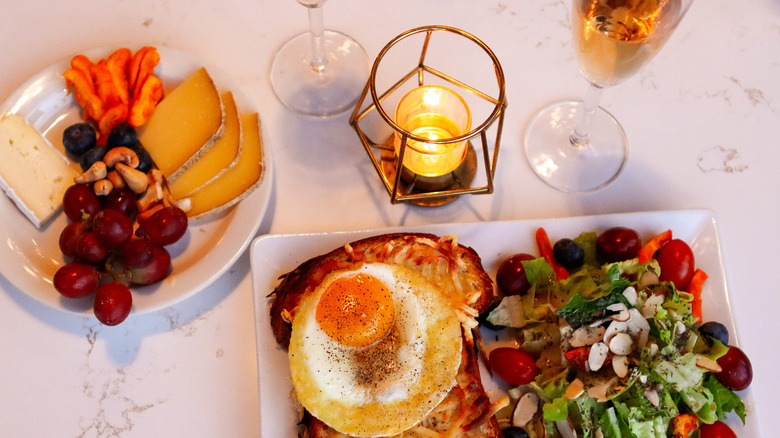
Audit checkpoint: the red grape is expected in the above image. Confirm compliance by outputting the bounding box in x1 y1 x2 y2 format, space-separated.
59 221 87 259
53 263 99 298
120 238 155 268
76 231 109 263
102 187 138 218
127 246 171 285
496 253 536 295
596 227 641 263
94 281 132 326
62 184 101 221
716 345 753 391
92 209 133 248
139 206 188 246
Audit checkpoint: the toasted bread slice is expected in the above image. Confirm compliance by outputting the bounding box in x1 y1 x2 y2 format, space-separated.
268 233 502 438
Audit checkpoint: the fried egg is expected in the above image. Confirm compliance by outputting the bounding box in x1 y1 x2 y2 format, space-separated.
288 262 462 437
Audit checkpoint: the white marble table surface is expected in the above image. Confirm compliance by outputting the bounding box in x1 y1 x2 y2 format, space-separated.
1 0 777 436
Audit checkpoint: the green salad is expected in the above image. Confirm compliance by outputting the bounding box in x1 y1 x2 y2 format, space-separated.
484 228 750 438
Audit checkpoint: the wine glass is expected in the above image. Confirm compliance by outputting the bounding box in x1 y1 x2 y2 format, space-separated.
270 0 370 117
524 0 694 193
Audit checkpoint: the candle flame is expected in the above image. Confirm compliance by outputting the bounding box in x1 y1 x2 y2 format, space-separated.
422 87 441 106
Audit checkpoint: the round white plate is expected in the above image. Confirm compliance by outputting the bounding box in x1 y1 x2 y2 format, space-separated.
0 45 273 315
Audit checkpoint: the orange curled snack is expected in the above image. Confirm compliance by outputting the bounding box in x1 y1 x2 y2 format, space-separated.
63 67 104 121
106 48 132 105
64 46 162 137
97 103 129 143
128 75 163 127
128 47 160 98
70 54 95 89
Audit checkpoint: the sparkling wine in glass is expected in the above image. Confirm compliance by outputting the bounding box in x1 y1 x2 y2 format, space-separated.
270 0 370 117
524 0 694 193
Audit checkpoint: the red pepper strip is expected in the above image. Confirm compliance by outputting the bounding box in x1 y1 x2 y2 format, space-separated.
672 413 698 438
535 227 569 280
687 269 708 322
638 229 672 263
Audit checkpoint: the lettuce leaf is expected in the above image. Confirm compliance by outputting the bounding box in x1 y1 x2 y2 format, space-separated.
703 374 747 423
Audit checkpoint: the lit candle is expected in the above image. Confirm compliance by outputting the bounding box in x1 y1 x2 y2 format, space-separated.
393 85 471 177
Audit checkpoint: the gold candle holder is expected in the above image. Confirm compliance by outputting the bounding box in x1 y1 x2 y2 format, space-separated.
350 25 507 206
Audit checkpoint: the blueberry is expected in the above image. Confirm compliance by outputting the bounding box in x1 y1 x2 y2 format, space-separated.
79 145 109 171
477 301 504 331
698 321 729 346
553 238 585 271
129 143 154 173
62 123 97 156
502 426 530 438
106 123 138 148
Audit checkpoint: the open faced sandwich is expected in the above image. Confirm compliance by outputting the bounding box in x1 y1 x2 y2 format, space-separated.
269 233 506 437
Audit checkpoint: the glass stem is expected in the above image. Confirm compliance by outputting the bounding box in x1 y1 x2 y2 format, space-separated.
570 82 603 148
307 5 328 72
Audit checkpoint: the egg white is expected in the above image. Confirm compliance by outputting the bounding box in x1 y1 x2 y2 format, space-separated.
288 262 462 437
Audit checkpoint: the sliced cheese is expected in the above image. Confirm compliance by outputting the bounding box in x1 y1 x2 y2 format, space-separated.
167 91 240 199
0 114 80 228
183 112 264 219
138 67 225 182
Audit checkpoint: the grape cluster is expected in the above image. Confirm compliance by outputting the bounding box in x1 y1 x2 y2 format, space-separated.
54 124 188 326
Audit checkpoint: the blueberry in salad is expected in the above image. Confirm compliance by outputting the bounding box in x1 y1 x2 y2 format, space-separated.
484 227 750 438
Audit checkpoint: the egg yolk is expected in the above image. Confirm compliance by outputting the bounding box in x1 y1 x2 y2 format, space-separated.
316 273 396 348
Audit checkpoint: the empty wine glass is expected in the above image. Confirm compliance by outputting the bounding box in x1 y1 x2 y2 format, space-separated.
270 0 370 117
524 0 694 193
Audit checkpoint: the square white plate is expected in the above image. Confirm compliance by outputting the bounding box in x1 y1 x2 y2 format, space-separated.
249 209 759 437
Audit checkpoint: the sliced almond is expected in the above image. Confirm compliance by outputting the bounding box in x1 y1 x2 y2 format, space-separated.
644 387 660 406
640 293 665 318
564 378 585 400
512 392 539 428
555 419 577 438
604 320 628 345
570 325 606 348
695 354 723 373
588 342 609 372
608 332 633 356
622 286 638 306
607 302 631 322
612 355 629 378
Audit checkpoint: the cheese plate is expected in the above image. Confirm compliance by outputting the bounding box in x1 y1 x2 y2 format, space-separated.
249 209 759 437
0 46 273 315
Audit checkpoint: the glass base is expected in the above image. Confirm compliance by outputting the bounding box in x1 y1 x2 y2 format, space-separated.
524 100 628 193
270 30 370 117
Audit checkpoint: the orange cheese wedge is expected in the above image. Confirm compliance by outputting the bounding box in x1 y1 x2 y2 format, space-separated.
138 67 224 182
167 91 240 199
183 112 264 219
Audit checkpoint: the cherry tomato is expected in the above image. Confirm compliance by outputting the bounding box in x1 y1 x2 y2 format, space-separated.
656 239 695 290
496 253 536 295
596 227 641 263
699 420 737 438
716 345 753 391
488 347 538 385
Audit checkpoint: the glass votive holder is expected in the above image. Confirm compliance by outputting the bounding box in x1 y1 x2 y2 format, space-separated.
393 85 472 177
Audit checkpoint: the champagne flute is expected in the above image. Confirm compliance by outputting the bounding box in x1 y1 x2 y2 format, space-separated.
270 0 370 117
524 0 694 193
